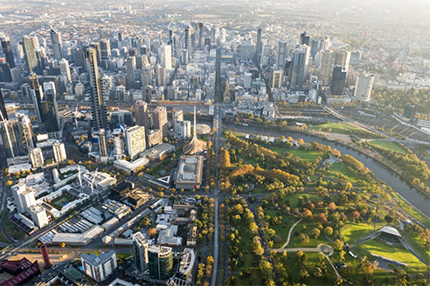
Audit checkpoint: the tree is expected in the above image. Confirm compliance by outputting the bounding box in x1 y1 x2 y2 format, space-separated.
299 268 309 281
206 256 214 265
302 209 313 221
147 228 157 238
259 260 274 282
5 180 13 187
328 202 337 212
334 239 344 251
299 233 310 244
324 226 333 236
310 228 321 239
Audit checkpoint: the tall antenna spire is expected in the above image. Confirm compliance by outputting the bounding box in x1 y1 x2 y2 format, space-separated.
193 105 197 139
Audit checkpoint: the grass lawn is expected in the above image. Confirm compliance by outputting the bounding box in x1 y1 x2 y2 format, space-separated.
357 239 427 274
5 217 26 241
116 253 133 259
327 162 366 184
341 223 376 244
287 221 329 248
265 209 299 248
368 140 409 155
251 187 266 194
309 122 360 134
288 149 324 162
267 145 286 154
392 193 430 228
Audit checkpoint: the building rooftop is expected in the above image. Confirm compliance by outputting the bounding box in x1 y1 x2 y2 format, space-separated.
81 250 116 267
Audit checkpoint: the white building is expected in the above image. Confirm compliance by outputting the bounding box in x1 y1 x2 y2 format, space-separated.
172 110 184 131
126 125 146 159
29 148 44 168
81 250 117 282
113 157 149 175
354 75 374 102
177 120 191 139
30 204 48 228
20 187 36 214
59 58 71 82
160 45 172 70
53 142 67 163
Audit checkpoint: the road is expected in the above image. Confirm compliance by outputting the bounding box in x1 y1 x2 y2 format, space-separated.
0 176 15 244
211 102 222 286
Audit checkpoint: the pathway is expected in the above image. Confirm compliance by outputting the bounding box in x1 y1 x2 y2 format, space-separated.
280 218 302 249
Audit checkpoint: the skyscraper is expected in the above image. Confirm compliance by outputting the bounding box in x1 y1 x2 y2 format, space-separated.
300 31 311 45
29 73 44 122
59 58 71 82
0 62 12 82
100 39 111 60
22 36 40 74
185 25 194 60
334 51 351 72
330 66 347 95
133 100 149 131
126 56 136 90
152 106 168 137
1 37 15 68
53 142 67 162
133 232 149 273
197 23 204 50
289 45 310 89
126 125 146 159
40 87 60 133
99 128 108 159
86 47 108 130
29 147 44 168
16 112 35 152
277 40 288 70
50 29 63 60
319 50 333 86
160 45 172 70
256 28 263 63
0 89 8 120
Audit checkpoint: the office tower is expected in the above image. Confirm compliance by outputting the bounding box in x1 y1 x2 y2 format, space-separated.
215 47 221 102
118 32 123 43
16 112 34 152
72 47 86 68
256 28 263 62
330 66 347 95
173 110 184 131
133 100 149 129
112 130 123 159
102 75 113 99
98 128 108 158
197 23 204 50
53 142 67 162
148 245 173 280
0 90 8 120
126 56 136 90
334 51 351 72
277 40 288 69
160 45 172 70
211 26 216 44
40 244 52 269
185 25 194 60
125 125 146 159
30 147 44 168
0 121 20 158
310 39 319 61
289 45 310 89
29 73 44 122
59 58 71 82
320 36 331 51
11 68 23 84
30 205 48 228
0 62 12 82
156 65 166 87
100 39 111 60
272 70 284 88
319 50 333 86
133 232 149 273
147 129 163 147
1 37 15 68
239 42 255 61
50 29 63 60
22 36 40 74
11 184 26 213
220 28 226 43
178 120 191 138
81 251 117 282
86 47 108 130
21 187 36 214
40 87 60 132
244 72 252 89
300 31 311 45
354 75 374 102
152 106 168 138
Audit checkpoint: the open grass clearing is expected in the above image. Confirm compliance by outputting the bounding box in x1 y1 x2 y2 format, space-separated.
288 149 324 162
341 223 376 244
368 140 409 155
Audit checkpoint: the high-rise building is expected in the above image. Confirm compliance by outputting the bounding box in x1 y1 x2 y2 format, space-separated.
256 28 263 63
354 75 374 102
148 245 173 280
1 37 16 68
0 120 21 158
334 51 351 72
147 129 163 148
59 58 71 82
16 112 35 152
310 39 320 61
320 36 331 51
239 42 255 61
133 100 149 130
185 25 194 60
11 184 26 213
197 23 204 50
21 187 36 214
300 31 311 45
100 39 111 60
178 120 191 139
30 205 48 228
152 106 168 137
98 128 108 159
172 110 184 132
156 65 166 87
160 45 172 70
289 45 310 89
29 73 44 122
0 89 8 120
22 36 41 74
0 62 12 82
112 130 124 160
50 29 63 60
215 47 221 102
86 47 108 130
330 66 347 95
29 148 44 168
277 40 288 69
133 232 149 273
126 56 136 90
319 50 333 86
126 125 146 159
53 142 67 162
40 87 60 133
81 251 117 282
272 70 284 88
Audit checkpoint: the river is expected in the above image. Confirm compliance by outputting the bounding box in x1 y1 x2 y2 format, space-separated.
224 123 430 217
